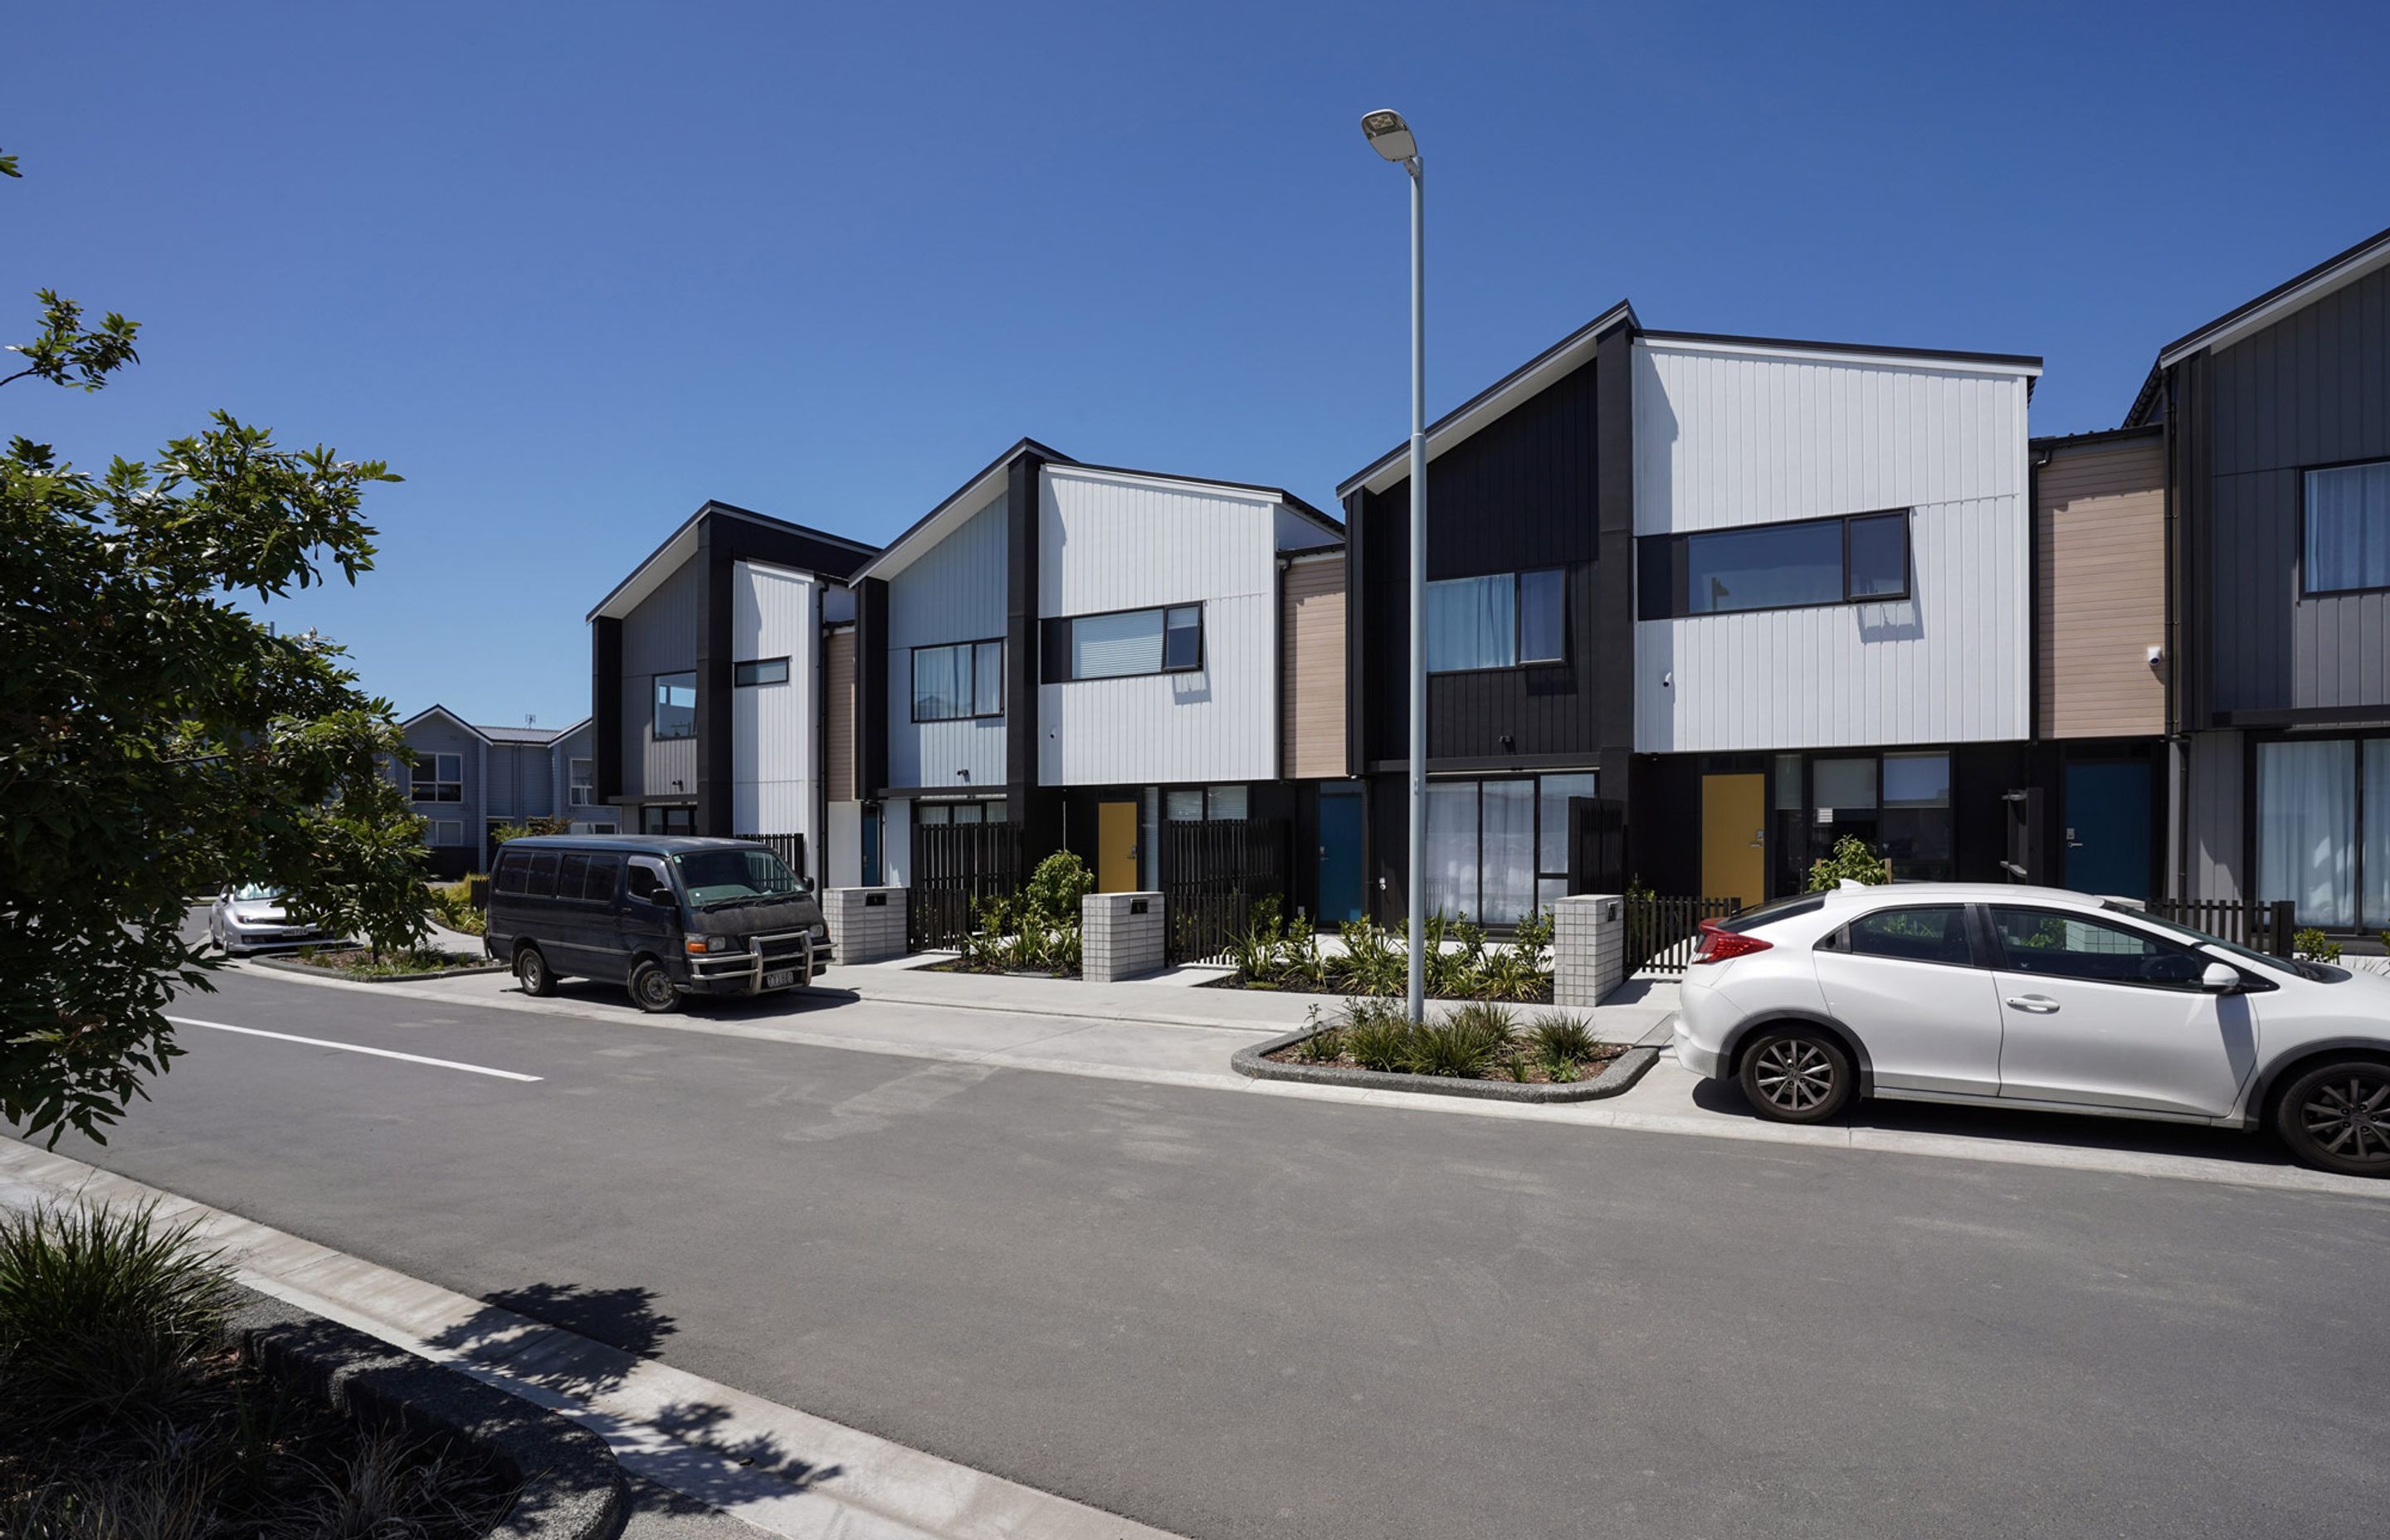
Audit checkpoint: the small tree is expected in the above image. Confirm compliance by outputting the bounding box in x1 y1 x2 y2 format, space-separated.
1805 835 1891 892
2 149 420 1145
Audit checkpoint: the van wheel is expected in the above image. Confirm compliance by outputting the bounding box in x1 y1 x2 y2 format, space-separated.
515 946 558 997
629 960 680 1015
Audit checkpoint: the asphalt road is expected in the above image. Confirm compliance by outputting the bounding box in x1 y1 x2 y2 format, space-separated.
14 967 2387 1540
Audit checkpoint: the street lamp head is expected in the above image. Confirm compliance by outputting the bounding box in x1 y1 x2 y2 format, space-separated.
1360 109 1417 163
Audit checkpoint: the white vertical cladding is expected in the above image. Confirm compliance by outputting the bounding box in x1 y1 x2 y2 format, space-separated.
1036 467 1280 787
886 493 1007 791
1632 339 2032 753
730 561 817 854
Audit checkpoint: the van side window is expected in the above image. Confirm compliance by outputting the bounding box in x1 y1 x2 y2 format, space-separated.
524 851 561 897
555 852 591 900
627 858 669 902
493 851 529 896
583 854 622 902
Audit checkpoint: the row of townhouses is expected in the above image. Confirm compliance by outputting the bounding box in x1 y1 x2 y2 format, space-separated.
397 223 2390 938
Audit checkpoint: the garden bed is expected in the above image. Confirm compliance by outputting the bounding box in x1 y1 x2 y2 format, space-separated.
1232 1000 1656 1104
257 945 508 982
920 958 1080 980
1198 971 1553 1004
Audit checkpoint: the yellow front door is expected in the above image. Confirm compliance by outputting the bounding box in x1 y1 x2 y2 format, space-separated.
1097 801 1139 893
1700 773 1767 909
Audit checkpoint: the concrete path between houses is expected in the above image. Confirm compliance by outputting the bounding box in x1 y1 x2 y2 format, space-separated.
0 1141 1184 1540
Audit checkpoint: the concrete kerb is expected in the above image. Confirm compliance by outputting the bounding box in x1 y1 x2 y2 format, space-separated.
1231 1023 1661 1104
222 1286 626 1540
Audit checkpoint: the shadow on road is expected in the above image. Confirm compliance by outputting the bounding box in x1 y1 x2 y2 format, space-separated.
1686 1075 2300 1171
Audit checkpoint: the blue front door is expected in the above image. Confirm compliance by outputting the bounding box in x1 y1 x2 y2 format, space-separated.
1317 789 1364 924
2063 761 2151 898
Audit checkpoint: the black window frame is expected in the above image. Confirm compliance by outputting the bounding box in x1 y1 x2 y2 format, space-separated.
1420 770 1599 927
2299 456 2390 597
410 751 464 804
910 638 1004 723
652 671 697 741
1637 509 1912 621
734 656 790 688
639 803 695 836
1041 603 1207 684
1423 568 1568 675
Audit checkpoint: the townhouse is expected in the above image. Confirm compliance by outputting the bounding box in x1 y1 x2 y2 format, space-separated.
393 707 601 877
585 500 879 885
2129 223 2390 933
832 439 1345 906
1338 306 2046 921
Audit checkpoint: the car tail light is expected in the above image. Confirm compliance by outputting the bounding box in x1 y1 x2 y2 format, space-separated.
1690 919 1772 965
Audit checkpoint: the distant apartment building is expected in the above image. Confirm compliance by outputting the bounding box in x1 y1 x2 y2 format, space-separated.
393 707 600 878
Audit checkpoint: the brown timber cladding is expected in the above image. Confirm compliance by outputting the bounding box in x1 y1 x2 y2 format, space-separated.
1281 553 1347 778
824 625 857 802
2036 436 2166 738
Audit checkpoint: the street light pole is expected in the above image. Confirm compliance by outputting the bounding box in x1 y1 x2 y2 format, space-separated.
1362 109 1427 1025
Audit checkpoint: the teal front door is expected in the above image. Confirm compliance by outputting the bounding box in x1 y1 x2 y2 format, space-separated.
1317 789 1364 923
2063 762 2151 899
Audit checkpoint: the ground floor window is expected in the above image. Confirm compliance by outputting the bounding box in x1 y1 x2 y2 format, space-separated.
2256 736 2390 929
427 819 465 846
1771 750 1952 891
915 797 1005 826
1420 772 1598 925
568 820 618 836
1163 785 1249 821
640 804 695 836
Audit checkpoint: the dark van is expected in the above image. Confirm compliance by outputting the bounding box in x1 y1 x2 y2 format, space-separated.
484 836 824 1013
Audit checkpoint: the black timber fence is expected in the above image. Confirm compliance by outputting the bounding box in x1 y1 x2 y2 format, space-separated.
1626 895 1745 976
910 821 1022 950
734 832 807 877
2139 898 2298 958
1162 819 1290 965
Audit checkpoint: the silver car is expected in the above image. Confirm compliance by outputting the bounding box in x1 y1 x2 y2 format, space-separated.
207 883 339 956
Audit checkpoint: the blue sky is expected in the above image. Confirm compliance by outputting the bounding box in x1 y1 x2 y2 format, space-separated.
10 1 2387 728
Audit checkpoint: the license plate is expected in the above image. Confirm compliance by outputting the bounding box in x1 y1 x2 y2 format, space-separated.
763 969 796 989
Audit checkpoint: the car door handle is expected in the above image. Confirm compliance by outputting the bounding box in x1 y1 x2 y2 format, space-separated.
2005 995 2060 1013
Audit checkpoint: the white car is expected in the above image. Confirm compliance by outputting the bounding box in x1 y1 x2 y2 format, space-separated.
207 883 339 957
1671 882 2390 1177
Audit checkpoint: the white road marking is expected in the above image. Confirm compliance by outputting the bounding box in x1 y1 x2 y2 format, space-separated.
166 1016 542 1083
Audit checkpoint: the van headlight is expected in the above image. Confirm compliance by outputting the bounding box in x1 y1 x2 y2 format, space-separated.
683 933 728 955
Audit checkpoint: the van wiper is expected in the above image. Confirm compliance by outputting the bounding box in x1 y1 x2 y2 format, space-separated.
698 893 782 913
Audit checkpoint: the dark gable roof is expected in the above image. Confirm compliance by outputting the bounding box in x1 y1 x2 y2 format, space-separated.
587 501 879 621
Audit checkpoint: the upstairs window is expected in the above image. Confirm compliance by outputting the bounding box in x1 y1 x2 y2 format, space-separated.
1640 510 1910 618
734 657 789 687
2305 461 2390 594
1046 605 1205 681
411 753 463 803
568 758 593 807
1425 569 1565 672
653 672 696 740
912 640 1002 722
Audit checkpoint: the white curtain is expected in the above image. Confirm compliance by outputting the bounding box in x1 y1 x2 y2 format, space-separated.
2367 743 2390 930
2257 739 2356 928
1424 782 1478 919
2306 462 2390 593
1479 781 1536 924
1427 575 1515 671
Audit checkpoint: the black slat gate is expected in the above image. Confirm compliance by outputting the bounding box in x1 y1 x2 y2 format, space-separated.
1161 819 1290 965
909 822 1022 950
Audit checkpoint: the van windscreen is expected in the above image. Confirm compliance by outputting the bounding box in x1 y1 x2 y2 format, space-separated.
675 847 802 909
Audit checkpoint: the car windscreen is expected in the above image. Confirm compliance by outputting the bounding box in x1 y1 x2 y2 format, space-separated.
1715 894 1826 933
229 883 281 903
2101 902 2319 982
672 848 802 909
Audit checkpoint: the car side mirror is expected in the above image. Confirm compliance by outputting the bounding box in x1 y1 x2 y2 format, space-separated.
2199 961 2241 994
646 889 677 909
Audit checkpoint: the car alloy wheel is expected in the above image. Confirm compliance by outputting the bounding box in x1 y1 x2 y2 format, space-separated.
1753 1038 1836 1113
2300 1070 2390 1170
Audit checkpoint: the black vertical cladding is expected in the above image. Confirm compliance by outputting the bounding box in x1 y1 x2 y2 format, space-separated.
1593 325 1637 758
1343 489 1368 779
592 616 622 802
695 515 734 836
856 578 890 801
1354 353 1606 765
1003 451 1063 856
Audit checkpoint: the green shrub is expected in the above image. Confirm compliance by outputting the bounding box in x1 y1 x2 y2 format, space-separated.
1406 1013 1510 1078
1529 1011 1596 1063
1279 912 1325 990
1475 943 1545 1001
1336 919 1405 996
1227 896 1286 982
0 1201 233 1437
1339 997 1413 1072
1291 1006 1344 1064
1442 1001 1518 1045
1804 835 1890 892
424 880 485 937
2294 927 2343 963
